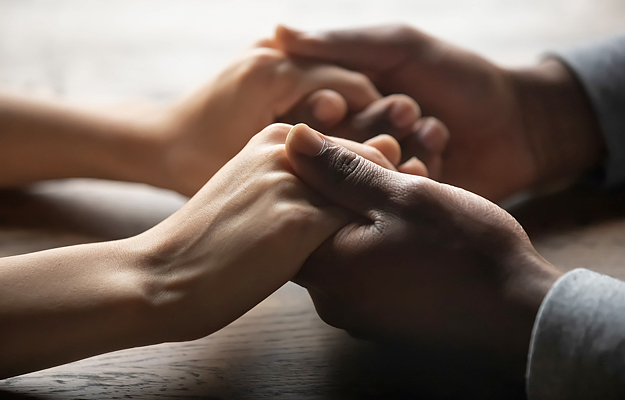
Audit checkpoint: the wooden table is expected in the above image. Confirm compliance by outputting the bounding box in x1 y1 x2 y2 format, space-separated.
1 1 625 399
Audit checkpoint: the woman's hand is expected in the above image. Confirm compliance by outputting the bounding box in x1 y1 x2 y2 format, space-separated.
144 48 430 195
0 46 429 195
0 123 413 378
134 123 426 341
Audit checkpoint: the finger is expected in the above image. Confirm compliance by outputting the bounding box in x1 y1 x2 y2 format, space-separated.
363 134 401 166
252 37 278 49
330 136 398 171
292 62 382 113
399 117 449 180
286 124 408 215
347 94 421 142
280 89 348 130
274 25 419 72
398 157 429 177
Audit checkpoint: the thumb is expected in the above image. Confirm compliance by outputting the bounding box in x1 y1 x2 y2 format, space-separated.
286 124 402 216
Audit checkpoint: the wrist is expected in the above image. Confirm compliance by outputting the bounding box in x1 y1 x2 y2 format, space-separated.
85 107 171 189
500 247 563 356
506 59 605 188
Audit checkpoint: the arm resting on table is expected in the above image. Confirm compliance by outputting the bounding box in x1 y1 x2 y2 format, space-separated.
527 269 625 399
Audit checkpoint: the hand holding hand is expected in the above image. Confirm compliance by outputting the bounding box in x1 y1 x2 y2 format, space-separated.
143 47 430 195
274 25 604 201
129 123 420 342
284 124 563 367
0 122 416 378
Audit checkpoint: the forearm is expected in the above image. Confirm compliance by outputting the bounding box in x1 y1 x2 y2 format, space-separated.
0 239 160 379
0 92 162 187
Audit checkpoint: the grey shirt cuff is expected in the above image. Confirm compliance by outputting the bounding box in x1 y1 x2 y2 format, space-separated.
526 268 625 399
554 34 625 187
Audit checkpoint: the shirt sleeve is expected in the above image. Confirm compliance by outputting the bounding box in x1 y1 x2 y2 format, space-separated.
554 34 625 187
526 268 625 399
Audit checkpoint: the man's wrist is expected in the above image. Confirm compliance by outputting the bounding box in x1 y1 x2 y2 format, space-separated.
506 59 605 188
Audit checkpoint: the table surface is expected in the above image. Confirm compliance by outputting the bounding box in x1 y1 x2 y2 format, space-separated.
1 1 625 399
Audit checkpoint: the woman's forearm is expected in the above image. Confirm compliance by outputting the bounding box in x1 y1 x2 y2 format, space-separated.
0 239 161 379
0 92 163 187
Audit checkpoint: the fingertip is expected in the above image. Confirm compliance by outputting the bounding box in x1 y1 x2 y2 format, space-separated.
398 157 429 177
287 124 327 157
389 95 421 129
415 117 449 154
310 89 348 127
275 25 301 45
364 134 402 166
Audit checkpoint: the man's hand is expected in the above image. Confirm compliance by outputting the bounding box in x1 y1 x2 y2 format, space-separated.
284 124 563 373
273 25 605 202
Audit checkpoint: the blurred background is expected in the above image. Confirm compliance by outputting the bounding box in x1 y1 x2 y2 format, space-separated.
1 0 625 104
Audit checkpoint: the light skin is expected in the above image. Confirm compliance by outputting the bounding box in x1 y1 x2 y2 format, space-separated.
271 24 606 202
0 123 420 379
0 41 436 378
0 47 426 196
285 124 564 380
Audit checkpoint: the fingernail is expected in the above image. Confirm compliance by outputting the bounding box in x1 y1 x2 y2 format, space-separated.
289 124 326 156
390 102 415 129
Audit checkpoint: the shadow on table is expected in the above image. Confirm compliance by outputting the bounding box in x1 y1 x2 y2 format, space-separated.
324 337 526 400
508 184 625 237
0 391 42 400
0 181 185 255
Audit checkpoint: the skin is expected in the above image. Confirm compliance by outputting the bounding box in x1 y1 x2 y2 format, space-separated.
271 25 605 202
0 47 426 196
284 124 564 379
0 123 419 379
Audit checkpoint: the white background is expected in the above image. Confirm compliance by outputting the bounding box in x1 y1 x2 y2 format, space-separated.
1 0 624 103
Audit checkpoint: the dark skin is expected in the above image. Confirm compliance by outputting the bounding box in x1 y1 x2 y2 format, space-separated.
285 124 564 380
272 25 605 202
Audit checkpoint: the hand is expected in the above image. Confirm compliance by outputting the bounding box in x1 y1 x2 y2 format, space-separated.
273 25 604 201
284 124 563 371
143 47 429 195
0 48 426 193
0 123 411 378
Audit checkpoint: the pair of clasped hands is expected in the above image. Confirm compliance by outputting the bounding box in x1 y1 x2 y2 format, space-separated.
4 24 604 379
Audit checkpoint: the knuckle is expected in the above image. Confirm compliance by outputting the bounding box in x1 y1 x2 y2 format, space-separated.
243 48 285 70
236 48 289 83
256 123 292 143
391 24 418 39
347 71 375 91
325 145 366 184
248 123 292 149
393 175 431 208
